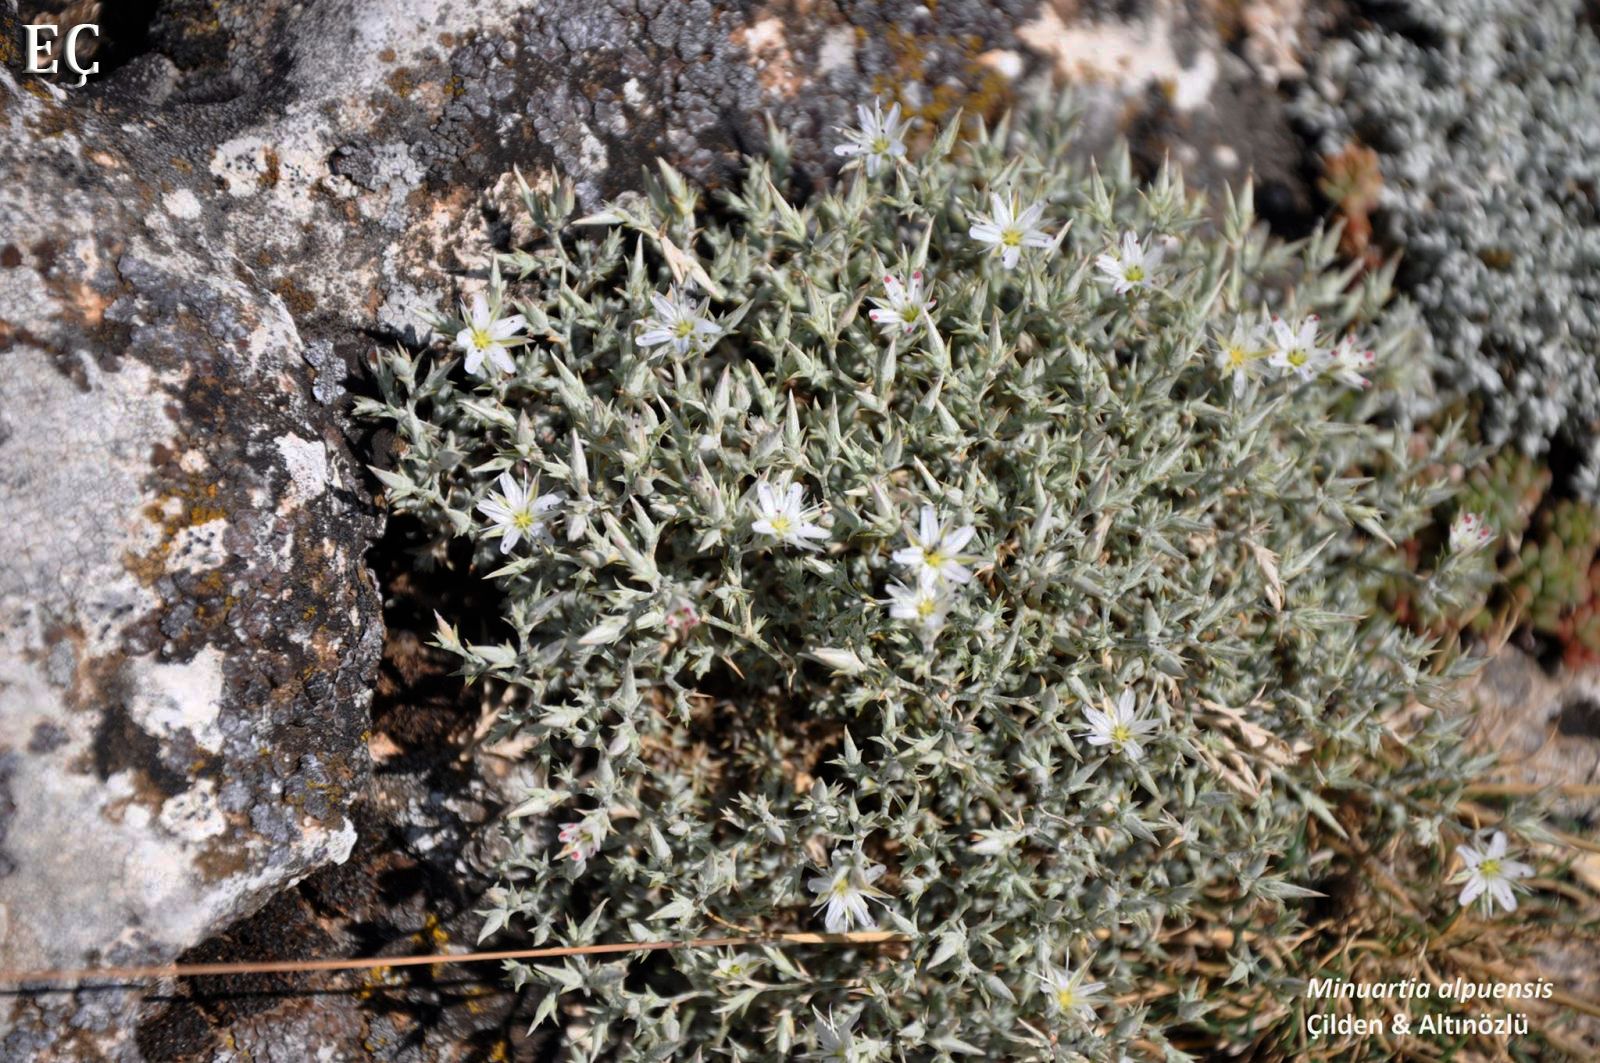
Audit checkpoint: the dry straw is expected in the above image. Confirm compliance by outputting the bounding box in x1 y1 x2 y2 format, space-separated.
0 931 909 988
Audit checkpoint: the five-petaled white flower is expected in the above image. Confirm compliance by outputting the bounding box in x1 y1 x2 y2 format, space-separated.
556 812 610 868
867 271 936 338
1095 230 1163 295
805 1008 885 1063
1266 314 1326 381
1452 831 1534 915
752 479 830 550
637 288 722 357
1082 689 1160 761
887 569 951 633
807 850 888 934
968 193 1053 269
712 953 761 980
476 472 563 553
833 98 915 178
1328 335 1377 390
454 292 527 377
1448 511 1496 556
1214 317 1267 390
892 505 978 584
1038 962 1107 1026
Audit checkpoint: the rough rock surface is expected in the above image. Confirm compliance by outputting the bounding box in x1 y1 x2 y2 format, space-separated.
135 543 540 1060
1 0 1316 1057
1472 647 1600 821
0 63 382 1063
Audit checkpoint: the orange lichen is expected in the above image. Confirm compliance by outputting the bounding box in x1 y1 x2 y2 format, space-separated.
871 26 1014 135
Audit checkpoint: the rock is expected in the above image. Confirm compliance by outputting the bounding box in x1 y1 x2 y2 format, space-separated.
0 0 1317 1057
135 543 539 1060
0 67 381 1063
1472 647 1600 821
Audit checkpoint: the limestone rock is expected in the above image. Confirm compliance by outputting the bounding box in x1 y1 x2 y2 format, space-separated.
0 66 381 1063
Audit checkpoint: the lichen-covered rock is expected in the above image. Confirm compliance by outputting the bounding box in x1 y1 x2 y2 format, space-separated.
0 68 380 1061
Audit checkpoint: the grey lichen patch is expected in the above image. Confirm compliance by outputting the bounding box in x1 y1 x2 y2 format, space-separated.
0 61 380 1058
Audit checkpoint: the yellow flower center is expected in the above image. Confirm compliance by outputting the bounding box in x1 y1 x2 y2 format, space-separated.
769 515 792 535
831 878 851 898
1001 228 1023 248
673 319 695 338
1288 349 1308 367
917 597 937 619
1111 724 1132 744
1480 858 1501 877
871 135 890 153
924 549 946 569
470 328 493 350
1227 346 1248 368
512 512 535 531
1124 265 1145 282
900 304 920 323
1056 988 1078 1009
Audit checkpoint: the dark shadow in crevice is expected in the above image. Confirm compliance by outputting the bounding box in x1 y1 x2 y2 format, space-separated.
1556 695 1600 740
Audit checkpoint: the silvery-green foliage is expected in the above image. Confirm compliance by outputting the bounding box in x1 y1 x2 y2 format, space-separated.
1296 0 1600 496
360 102 1485 1059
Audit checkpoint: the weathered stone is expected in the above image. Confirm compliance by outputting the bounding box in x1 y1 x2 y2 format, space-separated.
0 56 381 1063
1472 647 1600 820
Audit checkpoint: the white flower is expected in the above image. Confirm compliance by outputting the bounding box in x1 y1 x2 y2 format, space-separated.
807 850 888 933
805 1008 885 1062
1452 831 1534 914
1213 317 1267 390
887 569 951 633
637 288 722 356
556 813 610 869
1327 335 1377 390
454 292 527 377
892 505 978 584
1082 689 1160 761
712 953 761 980
1038 962 1107 1026
833 98 915 178
1265 314 1326 381
1449 511 1496 555
968 193 1053 269
475 472 563 553
866 271 936 338
751 480 830 550
1095 230 1163 295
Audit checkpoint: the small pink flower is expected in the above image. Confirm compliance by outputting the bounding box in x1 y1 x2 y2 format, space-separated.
665 598 700 632
1328 335 1377 390
1449 511 1495 556
557 814 609 868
